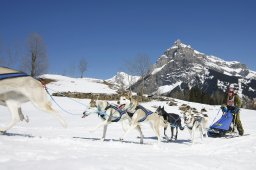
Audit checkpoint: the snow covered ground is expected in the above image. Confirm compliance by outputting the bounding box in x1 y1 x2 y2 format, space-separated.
1 96 256 170
40 74 117 94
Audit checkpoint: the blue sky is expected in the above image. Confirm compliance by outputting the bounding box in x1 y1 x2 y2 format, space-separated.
0 0 255 79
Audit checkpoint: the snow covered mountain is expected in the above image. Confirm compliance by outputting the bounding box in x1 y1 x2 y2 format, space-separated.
131 39 256 108
105 72 140 91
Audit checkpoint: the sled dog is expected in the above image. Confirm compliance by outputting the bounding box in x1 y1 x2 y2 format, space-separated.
118 95 167 144
82 100 133 141
155 106 184 141
0 67 67 132
181 106 208 144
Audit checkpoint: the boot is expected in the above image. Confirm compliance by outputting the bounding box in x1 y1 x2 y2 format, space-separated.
239 130 244 136
235 113 244 136
236 121 244 136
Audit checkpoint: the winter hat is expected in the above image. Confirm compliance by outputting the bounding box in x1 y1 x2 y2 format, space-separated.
228 87 235 94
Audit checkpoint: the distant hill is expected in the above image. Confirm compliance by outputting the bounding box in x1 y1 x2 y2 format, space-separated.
40 74 117 94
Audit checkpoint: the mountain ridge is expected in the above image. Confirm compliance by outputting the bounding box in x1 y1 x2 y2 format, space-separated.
131 39 256 109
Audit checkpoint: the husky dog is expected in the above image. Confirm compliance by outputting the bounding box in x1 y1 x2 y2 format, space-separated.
82 100 131 141
118 95 167 144
155 106 184 141
0 67 67 132
181 106 208 144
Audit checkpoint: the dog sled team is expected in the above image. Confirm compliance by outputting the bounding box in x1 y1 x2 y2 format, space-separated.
0 66 244 145
82 96 209 144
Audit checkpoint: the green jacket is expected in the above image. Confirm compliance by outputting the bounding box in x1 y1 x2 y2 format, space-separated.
223 94 242 108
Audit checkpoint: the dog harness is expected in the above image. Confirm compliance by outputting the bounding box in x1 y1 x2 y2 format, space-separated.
168 115 181 128
186 116 203 130
97 104 126 122
0 72 29 81
135 105 153 122
123 102 137 118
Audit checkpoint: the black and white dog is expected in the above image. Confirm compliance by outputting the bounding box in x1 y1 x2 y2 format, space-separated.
155 106 184 141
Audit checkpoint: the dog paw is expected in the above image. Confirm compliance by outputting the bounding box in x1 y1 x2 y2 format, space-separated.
168 138 175 142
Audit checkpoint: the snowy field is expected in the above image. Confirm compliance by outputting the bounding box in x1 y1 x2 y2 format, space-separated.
1 97 256 170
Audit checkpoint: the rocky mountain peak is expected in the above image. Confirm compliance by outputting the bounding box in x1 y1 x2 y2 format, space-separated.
131 40 256 109
155 40 251 78
173 39 191 49
174 39 181 46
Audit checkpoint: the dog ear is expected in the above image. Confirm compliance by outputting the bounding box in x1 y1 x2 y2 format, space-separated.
127 91 133 99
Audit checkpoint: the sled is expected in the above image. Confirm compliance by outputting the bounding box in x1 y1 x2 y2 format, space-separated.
208 110 235 137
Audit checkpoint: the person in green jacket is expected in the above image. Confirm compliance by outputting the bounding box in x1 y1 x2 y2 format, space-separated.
222 86 244 136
